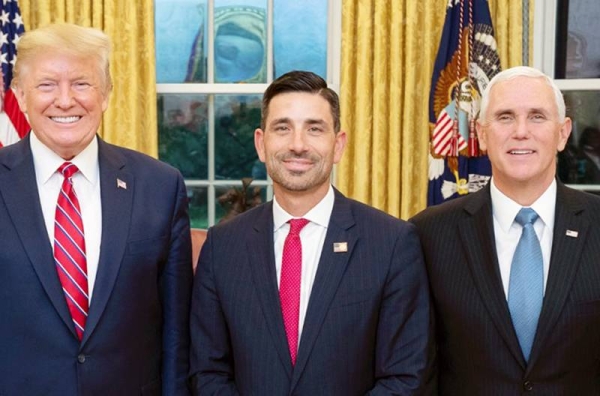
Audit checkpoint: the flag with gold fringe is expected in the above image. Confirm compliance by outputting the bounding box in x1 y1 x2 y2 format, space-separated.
428 0 501 205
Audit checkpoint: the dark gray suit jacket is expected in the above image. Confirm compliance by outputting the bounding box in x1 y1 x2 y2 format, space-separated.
190 190 433 395
411 182 600 395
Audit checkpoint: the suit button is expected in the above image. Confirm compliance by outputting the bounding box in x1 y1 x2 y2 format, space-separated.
77 354 86 363
523 380 533 391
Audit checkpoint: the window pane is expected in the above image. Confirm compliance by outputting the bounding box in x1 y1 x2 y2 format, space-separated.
188 186 209 228
214 95 265 180
156 0 207 83
274 0 328 79
558 91 600 185
158 94 209 179
555 0 600 79
215 184 267 223
214 1 267 83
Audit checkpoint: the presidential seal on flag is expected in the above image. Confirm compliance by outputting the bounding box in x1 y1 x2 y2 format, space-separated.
427 0 501 206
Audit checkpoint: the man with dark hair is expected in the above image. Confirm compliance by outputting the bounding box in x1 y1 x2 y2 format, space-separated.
190 70 432 395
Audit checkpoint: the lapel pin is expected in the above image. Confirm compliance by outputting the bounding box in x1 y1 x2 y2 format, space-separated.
333 242 348 253
117 178 127 189
566 230 578 238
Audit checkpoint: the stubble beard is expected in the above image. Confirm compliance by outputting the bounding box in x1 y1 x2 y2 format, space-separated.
268 153 331 193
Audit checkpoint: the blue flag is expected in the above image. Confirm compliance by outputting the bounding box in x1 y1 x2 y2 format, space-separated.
427 0 501 206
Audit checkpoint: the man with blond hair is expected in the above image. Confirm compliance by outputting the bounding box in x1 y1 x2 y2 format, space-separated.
0 23 192 395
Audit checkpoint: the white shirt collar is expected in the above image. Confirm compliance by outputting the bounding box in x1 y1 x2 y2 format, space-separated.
490 177 557 232
272 185 335 231
30 131 99 186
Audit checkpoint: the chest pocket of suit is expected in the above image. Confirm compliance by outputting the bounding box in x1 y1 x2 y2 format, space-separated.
573 299 600 317
330 287 378 309
126 235 169 258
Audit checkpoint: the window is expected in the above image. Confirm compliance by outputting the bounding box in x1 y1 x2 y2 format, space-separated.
534 0 600 193
155 0 341 227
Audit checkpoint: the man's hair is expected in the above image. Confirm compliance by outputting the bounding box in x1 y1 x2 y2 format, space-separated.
479 66 566 123
12 23 112 94
261 70 340 132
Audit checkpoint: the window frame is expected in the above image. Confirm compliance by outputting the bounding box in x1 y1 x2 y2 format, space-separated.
156 0 343 226
534 0 600 192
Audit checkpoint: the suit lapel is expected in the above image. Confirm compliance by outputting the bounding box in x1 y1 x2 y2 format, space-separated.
0 136 76 338
81 140 134 346
246 202 294 380
290 191 356 391
526 183 589 372
458 187 526 368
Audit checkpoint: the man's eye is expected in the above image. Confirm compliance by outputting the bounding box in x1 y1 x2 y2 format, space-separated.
530 114 546 121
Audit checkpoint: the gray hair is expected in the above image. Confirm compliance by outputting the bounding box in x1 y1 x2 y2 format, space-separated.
478 66 565 122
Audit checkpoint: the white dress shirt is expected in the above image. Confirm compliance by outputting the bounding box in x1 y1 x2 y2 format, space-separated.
490 178 556 297
273 185 334 343
31 132 102 301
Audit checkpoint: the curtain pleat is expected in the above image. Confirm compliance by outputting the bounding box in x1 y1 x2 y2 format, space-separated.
338 0 533 218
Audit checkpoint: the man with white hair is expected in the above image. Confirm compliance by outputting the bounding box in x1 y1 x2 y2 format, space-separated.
412 66 600 394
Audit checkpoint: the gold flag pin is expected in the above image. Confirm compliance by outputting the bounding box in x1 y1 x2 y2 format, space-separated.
333 242 348 253
566 230 578 238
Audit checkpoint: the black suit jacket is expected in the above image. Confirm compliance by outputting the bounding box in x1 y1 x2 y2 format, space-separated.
411 182 600 395
0 135 193 395
190 190 433 395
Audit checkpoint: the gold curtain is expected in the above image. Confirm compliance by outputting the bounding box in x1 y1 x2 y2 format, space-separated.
19 0 158 156
338 0 534 219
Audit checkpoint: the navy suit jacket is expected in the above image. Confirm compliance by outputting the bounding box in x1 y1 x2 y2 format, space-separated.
411 182 600 395
0 135 193 395
190 190 433 395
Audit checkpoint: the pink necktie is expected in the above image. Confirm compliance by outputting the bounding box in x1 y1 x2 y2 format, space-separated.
54 162 89 340
280 218 309 366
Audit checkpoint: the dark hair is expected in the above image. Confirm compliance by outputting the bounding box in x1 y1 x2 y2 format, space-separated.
261 70 340 132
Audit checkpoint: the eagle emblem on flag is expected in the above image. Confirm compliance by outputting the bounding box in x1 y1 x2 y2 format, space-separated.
427 0 501 205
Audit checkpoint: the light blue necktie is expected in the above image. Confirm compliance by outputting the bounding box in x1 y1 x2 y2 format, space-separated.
508 207 543 362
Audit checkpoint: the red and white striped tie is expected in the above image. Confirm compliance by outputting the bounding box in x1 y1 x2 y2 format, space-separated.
54 162 88 340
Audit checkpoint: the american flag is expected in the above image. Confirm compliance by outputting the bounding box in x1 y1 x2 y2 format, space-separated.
0 0 29 148
427 0 499 205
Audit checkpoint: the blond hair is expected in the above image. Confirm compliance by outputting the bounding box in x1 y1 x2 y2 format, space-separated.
12 23 112 94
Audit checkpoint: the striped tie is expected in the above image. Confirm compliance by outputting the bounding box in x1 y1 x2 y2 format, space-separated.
54 162 88 340
508 207 543 361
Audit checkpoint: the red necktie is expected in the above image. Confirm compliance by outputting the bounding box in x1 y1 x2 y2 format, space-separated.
54 162 89 340
280 218 309 366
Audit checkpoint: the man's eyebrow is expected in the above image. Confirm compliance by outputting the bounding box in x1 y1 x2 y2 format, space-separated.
305 119 327 126
492 108 515 116
269 117 291 126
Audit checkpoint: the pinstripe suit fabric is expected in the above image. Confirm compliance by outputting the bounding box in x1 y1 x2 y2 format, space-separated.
190 190 433 395
411 182 600 395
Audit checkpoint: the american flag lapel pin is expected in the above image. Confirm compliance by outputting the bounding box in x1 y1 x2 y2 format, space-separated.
566 230 578 238
117 178 127 189
333 242 348 253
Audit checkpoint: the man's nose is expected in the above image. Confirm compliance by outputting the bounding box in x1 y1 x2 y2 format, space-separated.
54 85 76 108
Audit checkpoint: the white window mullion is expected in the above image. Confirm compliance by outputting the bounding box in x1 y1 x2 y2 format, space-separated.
207 94 216 225
207 0 215 84
327 0 342 88
267 0 274 83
